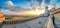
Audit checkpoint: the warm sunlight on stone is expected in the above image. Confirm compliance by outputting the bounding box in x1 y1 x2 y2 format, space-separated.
0 13 5 23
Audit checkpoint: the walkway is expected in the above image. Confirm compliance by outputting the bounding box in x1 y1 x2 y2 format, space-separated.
1 16 48 28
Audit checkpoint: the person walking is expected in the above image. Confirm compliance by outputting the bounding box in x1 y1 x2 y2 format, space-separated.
46 10 55 28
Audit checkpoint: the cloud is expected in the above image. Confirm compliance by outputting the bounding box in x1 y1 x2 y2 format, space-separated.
5 1 14 7
55 3 60 9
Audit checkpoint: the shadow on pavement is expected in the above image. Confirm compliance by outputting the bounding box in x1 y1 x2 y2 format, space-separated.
0 23 4 28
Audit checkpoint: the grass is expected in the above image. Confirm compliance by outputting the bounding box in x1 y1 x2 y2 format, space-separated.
5 16 13 20
5 15 36 20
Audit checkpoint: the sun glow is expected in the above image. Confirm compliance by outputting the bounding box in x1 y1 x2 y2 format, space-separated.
27 8 45 15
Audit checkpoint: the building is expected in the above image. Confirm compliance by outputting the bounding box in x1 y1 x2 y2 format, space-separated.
0 13 5 23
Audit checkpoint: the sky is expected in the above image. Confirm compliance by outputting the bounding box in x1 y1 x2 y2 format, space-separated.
0 0 60 9
0 0 32 9
0 0 60 15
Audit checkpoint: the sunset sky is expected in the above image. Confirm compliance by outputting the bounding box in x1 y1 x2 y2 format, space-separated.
0 0 60 15
0 0 60 9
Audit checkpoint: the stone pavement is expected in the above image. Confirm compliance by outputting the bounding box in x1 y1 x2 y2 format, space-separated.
1 17 48 28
